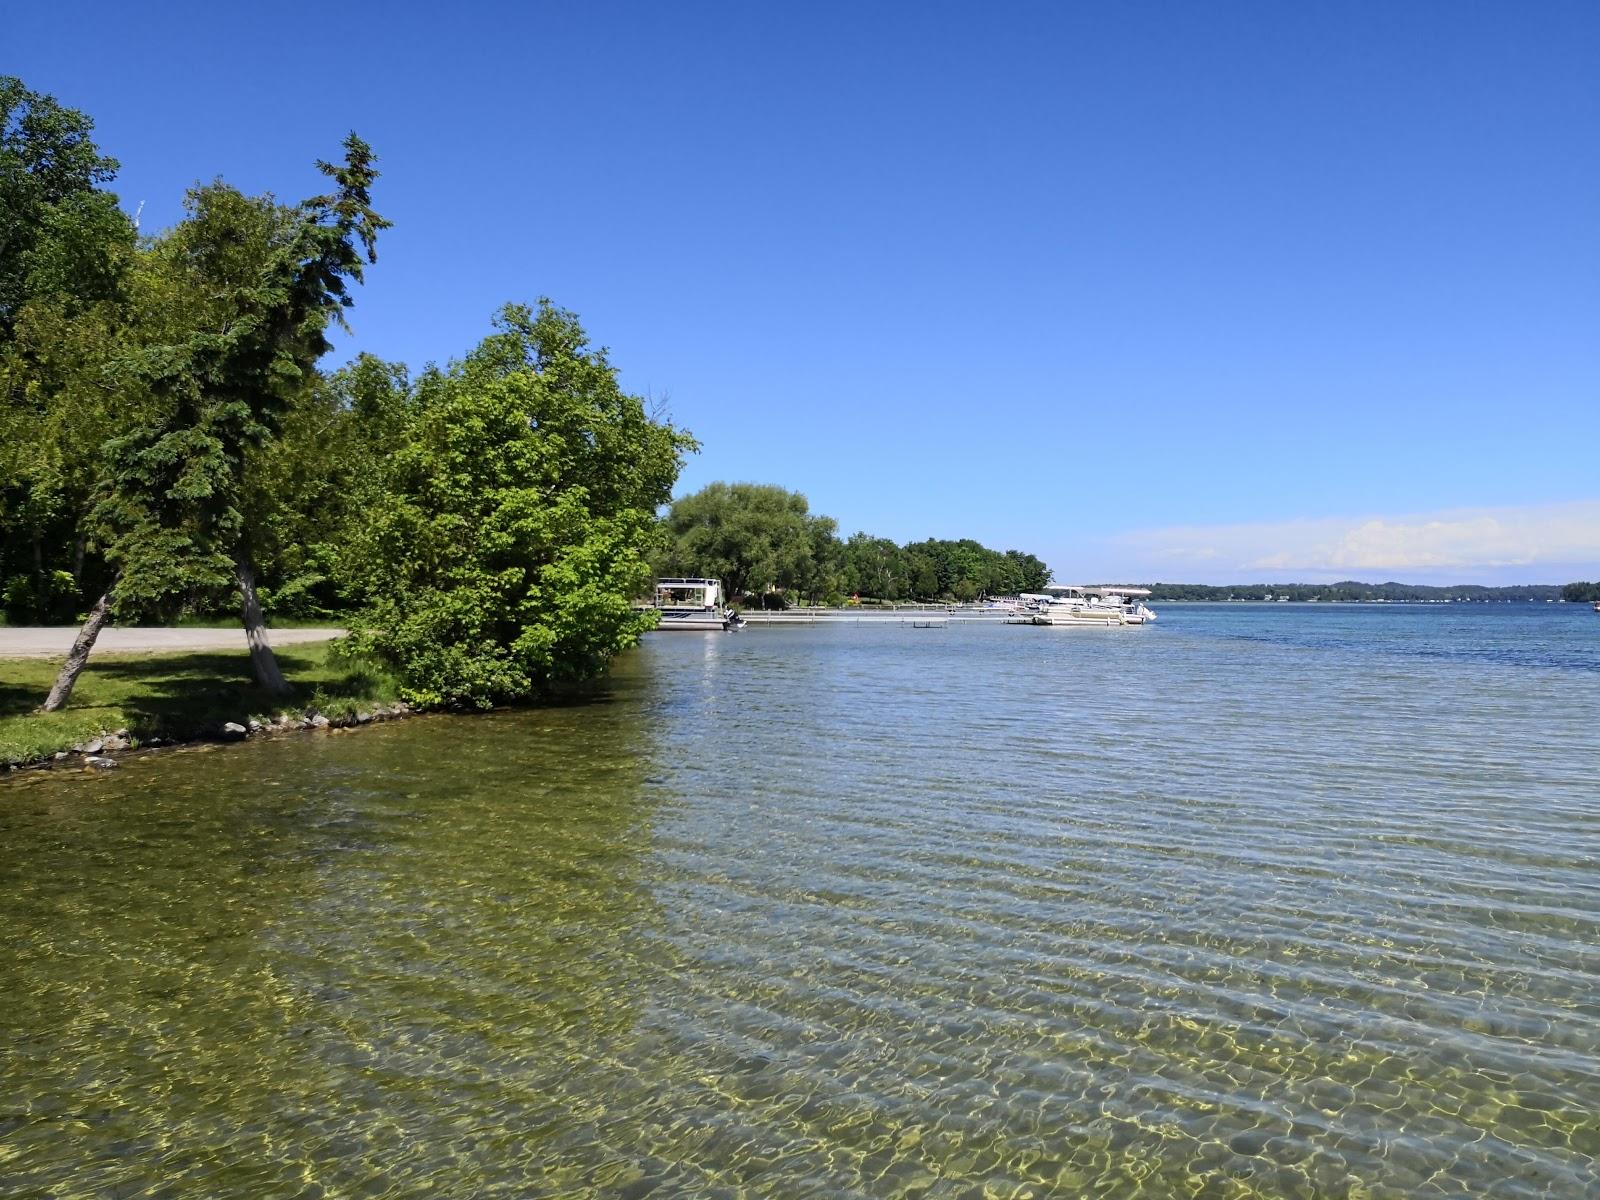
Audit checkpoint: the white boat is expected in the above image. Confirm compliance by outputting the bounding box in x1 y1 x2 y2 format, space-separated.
1097 586 1157 624
650 578 743 631
1026 584 1156 627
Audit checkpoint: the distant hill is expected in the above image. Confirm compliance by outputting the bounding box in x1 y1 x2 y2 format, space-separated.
1142 581 1571 602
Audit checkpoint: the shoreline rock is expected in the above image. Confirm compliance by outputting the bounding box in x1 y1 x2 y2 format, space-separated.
3 701 416 775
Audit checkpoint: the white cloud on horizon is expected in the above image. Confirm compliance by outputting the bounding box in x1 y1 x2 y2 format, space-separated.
1107 500 1600 582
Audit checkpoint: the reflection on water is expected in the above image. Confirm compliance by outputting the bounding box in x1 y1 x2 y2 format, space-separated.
3 605 1598 1197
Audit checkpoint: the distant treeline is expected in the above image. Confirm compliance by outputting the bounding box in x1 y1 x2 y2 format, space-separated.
1143 581 1572 602
1561 581 1600 603
656 482 1051 603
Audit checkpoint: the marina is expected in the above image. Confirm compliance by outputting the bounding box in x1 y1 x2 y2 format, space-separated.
650 579 1164 629
669 587 1160 628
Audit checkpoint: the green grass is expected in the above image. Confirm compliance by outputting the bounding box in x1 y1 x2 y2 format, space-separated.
0 641 402 766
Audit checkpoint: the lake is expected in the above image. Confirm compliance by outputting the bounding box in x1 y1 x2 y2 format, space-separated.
3 604 1597 1197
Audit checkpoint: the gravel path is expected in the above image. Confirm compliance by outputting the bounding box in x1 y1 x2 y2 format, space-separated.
0 626 345 658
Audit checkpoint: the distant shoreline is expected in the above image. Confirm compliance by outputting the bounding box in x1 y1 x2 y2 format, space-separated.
1135 582 1580 603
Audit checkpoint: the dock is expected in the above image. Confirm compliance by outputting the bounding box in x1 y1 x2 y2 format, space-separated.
736 605 1025 626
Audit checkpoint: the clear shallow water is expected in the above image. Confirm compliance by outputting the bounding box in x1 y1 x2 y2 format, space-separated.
3 604 1598 1198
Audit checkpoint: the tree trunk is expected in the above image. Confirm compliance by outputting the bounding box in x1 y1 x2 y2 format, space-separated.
236 559 291 696
40 589 113 712
72 533 87 582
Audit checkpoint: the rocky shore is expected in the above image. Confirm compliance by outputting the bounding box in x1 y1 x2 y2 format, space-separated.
13 701 417 773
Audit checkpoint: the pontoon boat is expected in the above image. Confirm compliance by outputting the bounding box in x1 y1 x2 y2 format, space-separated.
650 578 743 631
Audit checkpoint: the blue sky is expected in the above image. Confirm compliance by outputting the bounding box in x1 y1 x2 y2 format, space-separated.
14 2 1599 582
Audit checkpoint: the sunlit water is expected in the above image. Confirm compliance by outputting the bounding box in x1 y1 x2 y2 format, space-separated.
3 604 1597 1198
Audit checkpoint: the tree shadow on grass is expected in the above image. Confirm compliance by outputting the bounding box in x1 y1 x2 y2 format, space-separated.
3 646 619 750
35 649 393 738
0 678 47 719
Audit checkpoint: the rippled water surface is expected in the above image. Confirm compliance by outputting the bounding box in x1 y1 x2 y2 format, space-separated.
4 605 1598 1197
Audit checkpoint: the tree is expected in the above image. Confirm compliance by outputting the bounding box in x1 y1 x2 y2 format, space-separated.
660 483 1053 604
0 77 137 623
339 301 695 709
658 482 826 601
1003 549 1051 594
802 512 846 603
842 532 903 601
902 549 938 599
41 135 388 711
0 76 123 336
240 353 414 618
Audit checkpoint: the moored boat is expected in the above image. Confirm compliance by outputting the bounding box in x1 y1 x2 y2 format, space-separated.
1095 586 1157 624
1026 584 1156 627
649 578 743 631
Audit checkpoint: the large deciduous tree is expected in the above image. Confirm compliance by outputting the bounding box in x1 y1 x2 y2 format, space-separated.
658 482 833 601
0 75 125 334
40 134 388 711
842 533 905 601
339 302 696 709
0 77 137 624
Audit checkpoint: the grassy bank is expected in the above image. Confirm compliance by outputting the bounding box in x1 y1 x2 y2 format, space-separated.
0 641 402 767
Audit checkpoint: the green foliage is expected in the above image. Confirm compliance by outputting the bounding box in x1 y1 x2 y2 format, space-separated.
0 78 136 621
658 482 835 600
894 539 1050 599
658 484 1053 603
96 136 388 616
0 80 388 631
243 354 414 617
1559 581 1600 603
841 533 904 600
0 75 123 334
2 569 76 620
340 302 695 709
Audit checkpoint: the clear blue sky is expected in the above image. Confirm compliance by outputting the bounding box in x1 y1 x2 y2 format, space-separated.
14 2 1600 582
